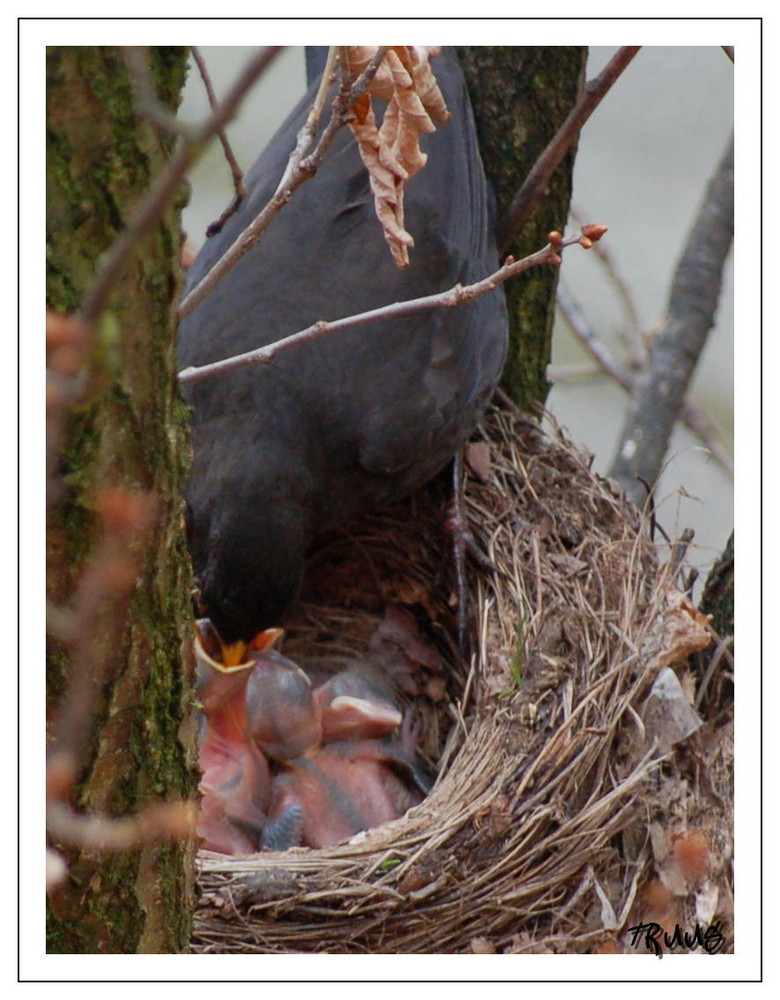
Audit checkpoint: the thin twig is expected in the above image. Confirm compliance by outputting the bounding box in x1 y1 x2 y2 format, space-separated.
272 46 338 201
179 227 602 385
499 47 641 250
80 46 282 327
191 47 249 237
178 47 390 324
668 527 696 579
569 203 644 365
556 281 734 478
556 280 635 387
679 405 734 477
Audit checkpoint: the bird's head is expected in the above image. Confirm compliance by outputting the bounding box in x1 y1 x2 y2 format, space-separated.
189 494 308 660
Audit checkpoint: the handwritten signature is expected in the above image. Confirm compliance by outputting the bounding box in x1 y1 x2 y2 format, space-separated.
626 920 726 958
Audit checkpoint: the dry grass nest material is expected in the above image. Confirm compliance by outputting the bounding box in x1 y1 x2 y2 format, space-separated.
193 400 733 955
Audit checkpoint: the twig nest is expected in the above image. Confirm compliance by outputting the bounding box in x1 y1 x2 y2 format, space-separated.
193 402 732 954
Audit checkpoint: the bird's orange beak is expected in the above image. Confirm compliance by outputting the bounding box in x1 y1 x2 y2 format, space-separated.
248 627 285 654
221 627 283 666
219 640 249 668
195 621 284 668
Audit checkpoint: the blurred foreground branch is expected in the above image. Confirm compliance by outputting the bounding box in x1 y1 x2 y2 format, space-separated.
46 46 200 953
81 45 282 327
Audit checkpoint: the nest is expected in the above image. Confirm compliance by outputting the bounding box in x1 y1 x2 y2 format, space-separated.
192 400 733 954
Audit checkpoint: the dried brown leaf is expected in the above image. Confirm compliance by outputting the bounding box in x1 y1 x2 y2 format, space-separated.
641 665 703 753
660 587 712 664
344 46 450 267
423 674 448 702
370 604 444 670
345 46 448 121
548 552 589 575
641 585 712 678
465 441 492 482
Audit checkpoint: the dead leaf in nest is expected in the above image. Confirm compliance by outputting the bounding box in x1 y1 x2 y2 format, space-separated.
669 829 711 883
423 674 448 702
506 933 549 954
640 878 673 923
368 603 446 696
470 936 496 954
344 46 450 267
641 666 703 753
370 604 444 669
548 552 588 576
650 823 712 897
535 511 555 539
695 879 720 926
473 793 513 838
637 586 712 712
555 510 585 547
656 587 712 668
465 441 492 482
397 853 447 894
389 578 442 622
593 936 622 954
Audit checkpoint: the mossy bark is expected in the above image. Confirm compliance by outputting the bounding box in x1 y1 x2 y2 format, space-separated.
46 46 198 953
694 531 734 710
458 46 588 411
700 531 734 641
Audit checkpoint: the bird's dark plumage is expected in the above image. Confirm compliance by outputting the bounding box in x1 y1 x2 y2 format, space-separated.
179 48 508 644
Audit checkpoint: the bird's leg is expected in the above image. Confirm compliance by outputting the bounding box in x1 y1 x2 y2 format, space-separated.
446 452 469 656
445 450 499 657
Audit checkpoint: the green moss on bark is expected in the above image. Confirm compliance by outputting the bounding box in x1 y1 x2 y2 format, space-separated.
458 47 587 411
46 46 197 954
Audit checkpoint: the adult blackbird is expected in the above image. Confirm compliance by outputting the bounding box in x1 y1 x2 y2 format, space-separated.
179 48 508 660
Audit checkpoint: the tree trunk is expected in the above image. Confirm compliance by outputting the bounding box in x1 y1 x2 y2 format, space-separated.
46 46 197 954
457 46 587 410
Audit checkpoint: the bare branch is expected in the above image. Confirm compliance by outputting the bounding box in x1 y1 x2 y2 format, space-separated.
271 46 338 201
80 46 283 327
609 136 734 503
556 280 635 388
556 281 734 477
191 47 250 237
499 47 641 251
569 203 645 366
177 47 390 324
179 227 605 385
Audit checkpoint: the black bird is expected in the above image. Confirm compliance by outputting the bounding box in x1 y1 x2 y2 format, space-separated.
179 48 508 661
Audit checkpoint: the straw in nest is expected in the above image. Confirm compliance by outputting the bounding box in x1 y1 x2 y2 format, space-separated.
192 400 733 955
